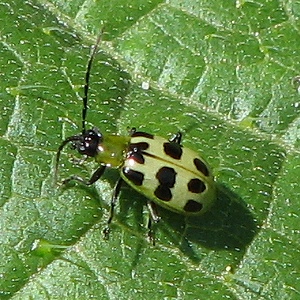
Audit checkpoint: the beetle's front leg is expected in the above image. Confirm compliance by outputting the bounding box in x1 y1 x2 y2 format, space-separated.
62 165 106 186
103 177 123 240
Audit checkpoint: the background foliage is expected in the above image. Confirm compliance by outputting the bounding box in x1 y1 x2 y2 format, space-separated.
0 0 299 299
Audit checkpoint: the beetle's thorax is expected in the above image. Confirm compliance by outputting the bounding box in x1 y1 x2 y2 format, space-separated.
92 132 131 168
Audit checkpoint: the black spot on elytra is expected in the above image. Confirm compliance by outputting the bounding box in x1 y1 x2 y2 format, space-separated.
128 152 145 164
131 131 154 139
188 178 206 193
156 167 176 187
194 158 209 176
154 185 172 201
184 200 203 213
163 142 183 160
154 167 177 201
128 142 150 164
122 168 144 186
129 142 149 152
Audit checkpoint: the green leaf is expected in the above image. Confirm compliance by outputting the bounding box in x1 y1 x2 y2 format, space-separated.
0 0 299 299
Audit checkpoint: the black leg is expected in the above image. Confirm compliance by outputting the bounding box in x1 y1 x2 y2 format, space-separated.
129 127 136 135
62 165 106 186
147 218 154 245
103 177 123 239
146 201 161 246
169 132 182 144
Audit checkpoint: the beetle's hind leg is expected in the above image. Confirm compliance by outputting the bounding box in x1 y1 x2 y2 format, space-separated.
146 201 161 246
169 132 182 144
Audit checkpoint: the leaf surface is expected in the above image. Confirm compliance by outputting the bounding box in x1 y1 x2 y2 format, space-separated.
0 0 299 299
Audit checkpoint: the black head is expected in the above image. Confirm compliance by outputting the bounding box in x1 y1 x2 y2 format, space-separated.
72 129 102 157
55 128 102 181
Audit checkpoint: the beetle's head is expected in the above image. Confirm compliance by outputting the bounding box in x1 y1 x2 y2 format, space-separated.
55 128 102 182
71 128 102 156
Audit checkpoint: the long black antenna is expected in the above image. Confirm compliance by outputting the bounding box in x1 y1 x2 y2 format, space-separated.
82 30 104 133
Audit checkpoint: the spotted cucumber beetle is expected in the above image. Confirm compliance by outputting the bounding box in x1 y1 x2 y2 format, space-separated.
55 34 216 243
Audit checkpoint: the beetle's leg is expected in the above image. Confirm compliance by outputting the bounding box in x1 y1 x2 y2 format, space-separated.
62 165 106 186
146 201 161 246
103 177 123 239
129 127 136 135
169 132 182 144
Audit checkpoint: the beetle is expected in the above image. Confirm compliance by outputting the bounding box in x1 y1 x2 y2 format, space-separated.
55 34 216 243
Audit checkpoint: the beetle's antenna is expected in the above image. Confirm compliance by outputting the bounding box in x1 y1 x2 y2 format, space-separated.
54 135 81 184
82 29 104 134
